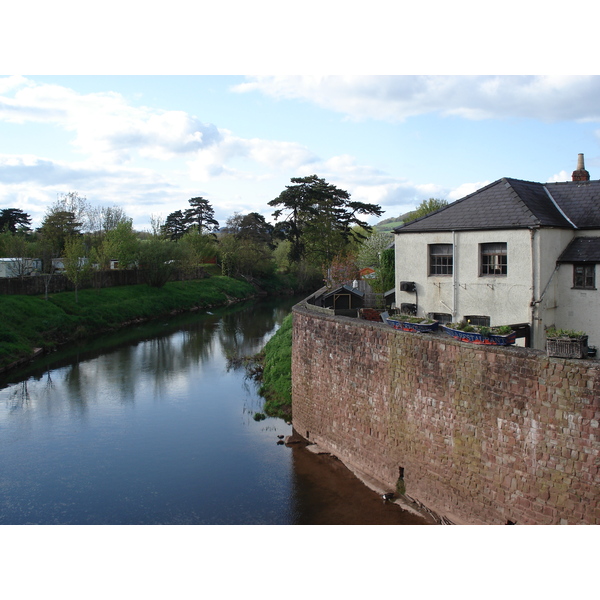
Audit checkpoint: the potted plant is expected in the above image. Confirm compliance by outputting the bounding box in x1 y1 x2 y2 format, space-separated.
385 313 439 333
441 321 516 346
546 328 589 359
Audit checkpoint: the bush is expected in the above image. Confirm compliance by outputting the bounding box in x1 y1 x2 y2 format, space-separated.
256 313 293 420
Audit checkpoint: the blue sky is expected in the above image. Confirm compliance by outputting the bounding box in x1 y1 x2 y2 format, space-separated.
1 74 599 232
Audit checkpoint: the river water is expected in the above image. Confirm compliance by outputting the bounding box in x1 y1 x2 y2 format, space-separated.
0 296 426 525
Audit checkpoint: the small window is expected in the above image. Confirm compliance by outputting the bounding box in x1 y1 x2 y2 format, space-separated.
464 315 490 327
429 244 453 275
428 312 452 324
573 264 595 289
481 242 507 276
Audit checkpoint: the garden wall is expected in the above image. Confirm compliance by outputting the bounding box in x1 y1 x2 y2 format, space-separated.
291 302 600 524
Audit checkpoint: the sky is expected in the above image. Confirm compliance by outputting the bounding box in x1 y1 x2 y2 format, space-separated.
2 0 600 234
2 73 599 233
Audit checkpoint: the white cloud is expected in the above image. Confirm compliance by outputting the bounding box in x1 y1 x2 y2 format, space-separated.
234 75 600 123
0 77 222 163
187 131 319 181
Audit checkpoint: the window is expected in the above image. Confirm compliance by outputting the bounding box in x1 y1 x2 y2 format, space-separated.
481 243 507 276
428 312 451 324
464 315 490 327
429 244 453 275
573 264 595 289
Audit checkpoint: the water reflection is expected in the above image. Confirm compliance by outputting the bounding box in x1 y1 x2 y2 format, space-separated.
0 295 426 525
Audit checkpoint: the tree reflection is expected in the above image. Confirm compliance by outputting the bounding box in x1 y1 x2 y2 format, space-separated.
0 297 304 415
7 380 30 413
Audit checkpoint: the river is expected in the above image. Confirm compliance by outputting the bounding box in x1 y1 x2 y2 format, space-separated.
0 296 426 525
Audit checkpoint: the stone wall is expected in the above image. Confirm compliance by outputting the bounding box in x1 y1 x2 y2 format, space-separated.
292 302 600 524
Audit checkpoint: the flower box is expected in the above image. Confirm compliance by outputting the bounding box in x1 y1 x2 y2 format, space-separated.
385 316 439 333
441 325 516 346
546 336 588 359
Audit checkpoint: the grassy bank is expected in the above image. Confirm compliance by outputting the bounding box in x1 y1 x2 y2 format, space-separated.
255 313 293 420
0 276 255 372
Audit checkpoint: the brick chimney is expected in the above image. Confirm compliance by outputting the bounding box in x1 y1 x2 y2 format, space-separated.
572 153 590 181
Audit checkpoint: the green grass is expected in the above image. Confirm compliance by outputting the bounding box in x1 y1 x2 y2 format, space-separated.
257 313 293 420
0 276 255 371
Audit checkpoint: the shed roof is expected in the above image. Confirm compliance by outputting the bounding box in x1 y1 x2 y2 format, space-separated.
323 284 365 300
557 237 600 263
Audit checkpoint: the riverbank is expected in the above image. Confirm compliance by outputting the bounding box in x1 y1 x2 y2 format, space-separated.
252 312 293 420
0 276 256 373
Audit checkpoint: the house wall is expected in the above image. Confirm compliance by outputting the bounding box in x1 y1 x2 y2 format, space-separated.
549 232 600 347
292 302 600 525
394 228 600 350
394 228 534 326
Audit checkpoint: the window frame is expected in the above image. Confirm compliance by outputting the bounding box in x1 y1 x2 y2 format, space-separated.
573 263 596 290
429 243 453 276
480 242 507 277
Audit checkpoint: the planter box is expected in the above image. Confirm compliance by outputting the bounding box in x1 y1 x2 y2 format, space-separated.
441 325 516 346
546 336 588 359
386 317 439 333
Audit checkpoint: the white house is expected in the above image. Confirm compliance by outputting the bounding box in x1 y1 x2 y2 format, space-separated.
393 154 600 350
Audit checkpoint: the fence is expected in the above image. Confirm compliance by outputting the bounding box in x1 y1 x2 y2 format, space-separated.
0 267 208 296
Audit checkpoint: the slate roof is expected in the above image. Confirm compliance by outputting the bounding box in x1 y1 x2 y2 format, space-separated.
557 237 600 263
545 180 600 228
394 178 600 233
323 284 365 299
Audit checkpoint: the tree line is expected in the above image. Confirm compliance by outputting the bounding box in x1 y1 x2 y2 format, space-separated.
0 176 445 299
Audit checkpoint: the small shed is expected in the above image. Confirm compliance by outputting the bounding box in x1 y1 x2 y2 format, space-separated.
323 284 365 316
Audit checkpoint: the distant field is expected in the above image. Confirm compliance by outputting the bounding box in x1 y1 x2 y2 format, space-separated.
375 220 404 234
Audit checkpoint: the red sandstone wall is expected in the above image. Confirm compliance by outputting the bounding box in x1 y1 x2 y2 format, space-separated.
292 303 600 525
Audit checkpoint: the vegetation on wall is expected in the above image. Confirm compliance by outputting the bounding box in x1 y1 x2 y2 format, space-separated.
252 313 293 420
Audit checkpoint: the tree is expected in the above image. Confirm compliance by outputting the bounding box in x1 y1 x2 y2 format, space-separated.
38 210 83 256
323 252 360 289
185 197 219 234
369 247 395 294
357 231 392 270
88 205 131 237
0 208 32 233
224 212 273 245
219 233 275 280
50 192 92 232
137 237 182 288
269 175 383 266
63 236 91 302
162 210 189 241
105 220 139 269
179 229 218 265
405 198 448 223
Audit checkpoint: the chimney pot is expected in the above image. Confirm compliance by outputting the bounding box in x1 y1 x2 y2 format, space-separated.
572 153 590 181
